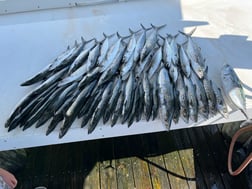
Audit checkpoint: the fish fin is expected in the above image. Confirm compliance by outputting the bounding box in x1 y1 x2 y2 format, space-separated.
74 40 78 47
150 23 166 31
179 27 197 37
128 28 141 34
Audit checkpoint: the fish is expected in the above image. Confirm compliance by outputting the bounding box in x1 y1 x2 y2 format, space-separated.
221 64 248 119
190 70 209 119
162 34 179 67
97 42 126 86
120 51 135 81
158 67 174 130
179 45 191 77
89 82 113 133
81 86 104 128
59 80 97 138
46 89 80 135
184 76 198 122
203 67 217 116
127 81 140 127
67 38 96 74
147 46 162 80
78 67 101 89
136 47 157 78
111 89 125 127
140 24 166 61
97 33 115 65
103 77 122 124
133 25 151 63
149 74 159 120
179 28 206 78
58 59 89 87
211 81 229 118
135 79 144 122
121 71 136 124
168 63 178 84
100 33 128 72
122 29 139 63
175 72 189 123
5 68 67 129
142 72 153 121
172 88 180 124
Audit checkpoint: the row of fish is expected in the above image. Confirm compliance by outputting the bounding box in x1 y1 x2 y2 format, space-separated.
5 24 231 138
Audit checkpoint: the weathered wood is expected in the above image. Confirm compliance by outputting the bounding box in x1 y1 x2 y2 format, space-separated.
173 129 207 189
82 140 100 189
155 132 189 189
187 127 226 189
143 134 171 189
130 135 153 189
99 138 117 189
114 137 135 189
204 125 248 189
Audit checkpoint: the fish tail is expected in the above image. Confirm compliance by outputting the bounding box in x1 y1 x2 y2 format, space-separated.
179 27 197 37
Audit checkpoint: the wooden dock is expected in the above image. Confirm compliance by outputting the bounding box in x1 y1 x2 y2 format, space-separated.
15 125 250 189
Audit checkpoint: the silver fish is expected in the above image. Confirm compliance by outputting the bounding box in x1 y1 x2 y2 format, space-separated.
97 33 115 65
111 87 125 127
68 38 96 74
142 72 153 121
59 80 97 138
122 29 138 63
175 72 189 123
133 25 150 62
158 67 174 130
103 77 122 124
20 40 81 86
147 46 162 80
89 82 113 131
150 75 159 120
203 67 217 115
162 34 179 67
212 81 229 118
97 43 126 86
121 51 135 81
140 24 165 61
179 28 206 78
58 59 89 87
136 47 157 78
190 70 209 119
100 33 126 72
86 42 101 71
179 45 191 77
221 64 248 119
168 63 178 84
184 76 198 122
122 71 136 123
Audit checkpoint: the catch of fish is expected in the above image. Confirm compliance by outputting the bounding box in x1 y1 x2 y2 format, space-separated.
6 23 244 139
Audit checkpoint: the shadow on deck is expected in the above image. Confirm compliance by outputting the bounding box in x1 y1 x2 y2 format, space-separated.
15 125 250 189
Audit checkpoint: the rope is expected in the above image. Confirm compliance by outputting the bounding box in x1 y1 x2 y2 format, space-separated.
228 123 252 176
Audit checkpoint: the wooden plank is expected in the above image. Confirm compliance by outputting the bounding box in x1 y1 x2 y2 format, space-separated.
82 140 100 189
99 138 117 189
173 129 207 189
114 136 135 189
142 133 171 189
160 131 189 189
204 125 248 189
187 127 226 189
130 135 152 189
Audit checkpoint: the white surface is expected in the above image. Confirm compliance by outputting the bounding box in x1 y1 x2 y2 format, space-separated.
0 0 252 151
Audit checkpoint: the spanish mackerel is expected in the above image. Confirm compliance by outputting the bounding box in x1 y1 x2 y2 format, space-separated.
221 64 248 119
